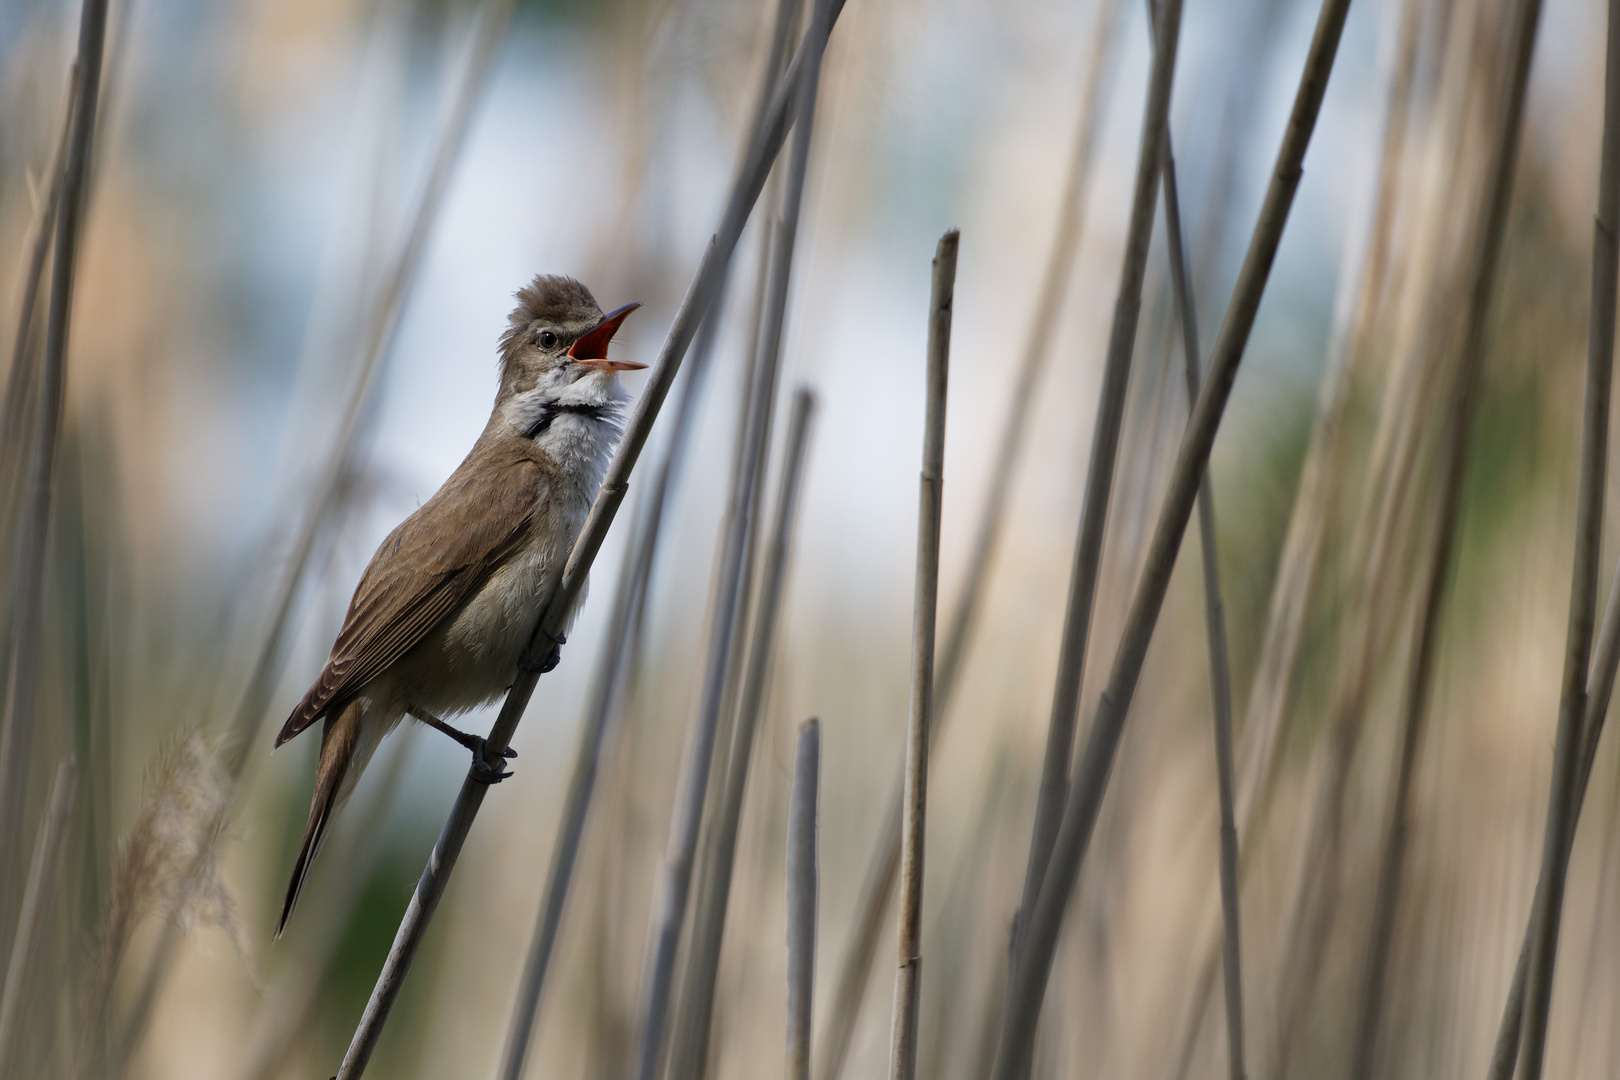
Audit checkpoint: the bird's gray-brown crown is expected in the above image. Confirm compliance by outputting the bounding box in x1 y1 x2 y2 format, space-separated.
495 274 645 403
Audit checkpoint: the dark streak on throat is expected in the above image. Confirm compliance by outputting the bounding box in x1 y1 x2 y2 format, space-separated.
523 402 616 440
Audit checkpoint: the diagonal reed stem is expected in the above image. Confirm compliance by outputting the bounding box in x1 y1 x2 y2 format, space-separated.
1010 0 1183 951
990 0 1353 1074
0 0 108 948
788 717 821 1080
332 5 849 1075
888 228 957 1080
813 8 1120 1076
1157 101 1246 1080
670 386 818 1080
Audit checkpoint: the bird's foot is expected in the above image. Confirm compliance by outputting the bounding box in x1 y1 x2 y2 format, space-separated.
470 737 517 785
518 631 565 674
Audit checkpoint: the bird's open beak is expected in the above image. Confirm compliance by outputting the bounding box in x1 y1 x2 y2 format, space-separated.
569 302 646 370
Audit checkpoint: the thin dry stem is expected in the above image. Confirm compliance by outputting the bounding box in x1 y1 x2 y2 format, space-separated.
787 718 821 1080
888 228 956 1080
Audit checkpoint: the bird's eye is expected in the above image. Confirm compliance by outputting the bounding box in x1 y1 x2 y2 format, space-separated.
538 330 558 349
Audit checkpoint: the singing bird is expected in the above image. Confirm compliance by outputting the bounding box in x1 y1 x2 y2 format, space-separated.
273 275 643 935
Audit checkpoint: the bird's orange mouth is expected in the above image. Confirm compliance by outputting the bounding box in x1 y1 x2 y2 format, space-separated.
569 302 645 370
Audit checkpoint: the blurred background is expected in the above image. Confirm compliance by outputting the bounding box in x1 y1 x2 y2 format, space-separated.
0 0 1615 1077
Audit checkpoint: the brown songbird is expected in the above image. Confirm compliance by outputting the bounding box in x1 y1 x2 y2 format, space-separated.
273 275 643 935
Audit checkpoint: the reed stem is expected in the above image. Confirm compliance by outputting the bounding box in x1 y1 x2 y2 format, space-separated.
670 386 818 1080
787 718 821 1080
888 228 957 1080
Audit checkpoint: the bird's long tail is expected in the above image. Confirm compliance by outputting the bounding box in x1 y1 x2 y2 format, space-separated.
277 698 365 936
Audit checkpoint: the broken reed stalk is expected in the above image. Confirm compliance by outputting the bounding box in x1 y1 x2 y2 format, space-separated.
813 7 1120 1074
633 6 834 1079
888 228 957 1080
0 0 108 928
333 4 848 1074
495 301 727 1080
1159 122 1246 1080
1010 0 1184 946
990 0 1353 1074
1489 0 1610 1075
670 386 818 1080
787 718 821 1080
0 757 76 1072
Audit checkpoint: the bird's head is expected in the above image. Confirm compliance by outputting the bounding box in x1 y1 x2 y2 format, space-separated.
495 274 644 432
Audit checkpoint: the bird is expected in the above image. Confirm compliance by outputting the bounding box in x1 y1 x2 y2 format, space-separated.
272 274 643 936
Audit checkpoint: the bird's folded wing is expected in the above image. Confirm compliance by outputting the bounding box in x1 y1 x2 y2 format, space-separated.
275 449 548 746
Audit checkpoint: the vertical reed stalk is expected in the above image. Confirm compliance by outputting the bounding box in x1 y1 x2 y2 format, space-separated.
1011 0 1184 946
670 386 818 1080
814 7 1121 1072
0 0 109 940
787 718 821 1080
991 1 1353 1074
333 6 848 1074
1159 119 1246 1080
495 298 727 1080
1489 0 1610 1074
0 757 76 1073
889 228 957 1080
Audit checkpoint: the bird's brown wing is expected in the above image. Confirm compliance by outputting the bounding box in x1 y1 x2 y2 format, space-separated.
275 443 549 747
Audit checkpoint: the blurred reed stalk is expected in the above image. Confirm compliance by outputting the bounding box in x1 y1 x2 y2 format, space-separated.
494 292 727 1080
0 62 76 516
0 756 75 1073
669 386 818 1080
787 718 821 1080
1156 84 1245 1080
333 5 850 1074
1263 4 1477 1059
234 732 419 1080
1159 0 1420 1063
1348 1 1544 1071
1009 0 1184 957
102 2 519 1065
1487 0 1613 1074
888 228 956 1080
634 2 833 1075
0 0 108 948
814 5 1120 1075
990 0 1353 1073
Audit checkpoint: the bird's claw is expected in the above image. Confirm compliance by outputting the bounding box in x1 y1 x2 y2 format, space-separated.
469 737 517 785
519 634 564 674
